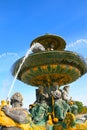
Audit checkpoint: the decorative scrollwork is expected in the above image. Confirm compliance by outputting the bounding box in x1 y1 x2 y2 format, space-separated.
63 112 76 129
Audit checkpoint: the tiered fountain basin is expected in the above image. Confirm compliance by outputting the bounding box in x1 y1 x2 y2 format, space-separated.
12 50 87 87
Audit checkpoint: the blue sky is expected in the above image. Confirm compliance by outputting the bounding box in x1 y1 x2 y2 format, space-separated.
0 0 87 108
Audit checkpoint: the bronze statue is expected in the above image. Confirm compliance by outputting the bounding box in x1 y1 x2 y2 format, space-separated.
1 92 29 130
29 86 49 124
51 83 71 121
62 85 70 102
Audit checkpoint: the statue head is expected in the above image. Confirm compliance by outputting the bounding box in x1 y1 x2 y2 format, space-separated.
63 85 69 91
38 85 44 94
10 92 23 106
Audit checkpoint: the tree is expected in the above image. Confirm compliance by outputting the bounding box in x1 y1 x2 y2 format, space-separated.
74 101 83 113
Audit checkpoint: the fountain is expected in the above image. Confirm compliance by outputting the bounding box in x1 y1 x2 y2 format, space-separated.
0 34 87 130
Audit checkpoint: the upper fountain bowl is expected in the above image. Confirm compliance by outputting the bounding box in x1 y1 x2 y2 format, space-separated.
30 34 66 52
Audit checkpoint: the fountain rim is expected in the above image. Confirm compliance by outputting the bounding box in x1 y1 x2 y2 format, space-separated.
12 50 87 87
30 34 66 51
12 50 87 76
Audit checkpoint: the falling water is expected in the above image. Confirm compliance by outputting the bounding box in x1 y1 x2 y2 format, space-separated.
7 42 45 100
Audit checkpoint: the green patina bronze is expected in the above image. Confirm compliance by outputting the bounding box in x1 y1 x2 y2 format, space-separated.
12 34 87 130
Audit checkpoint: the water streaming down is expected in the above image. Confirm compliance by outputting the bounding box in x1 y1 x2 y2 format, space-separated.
7 42 45 100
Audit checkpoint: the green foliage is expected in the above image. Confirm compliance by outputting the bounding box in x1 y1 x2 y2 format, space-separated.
74 101 83 113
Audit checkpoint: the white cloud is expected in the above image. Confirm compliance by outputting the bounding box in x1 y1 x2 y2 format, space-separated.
65 39 87 59
66 39 87 49
0 52 19 58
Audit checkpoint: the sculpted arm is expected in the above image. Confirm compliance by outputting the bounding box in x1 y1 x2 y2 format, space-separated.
1 106 28 124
